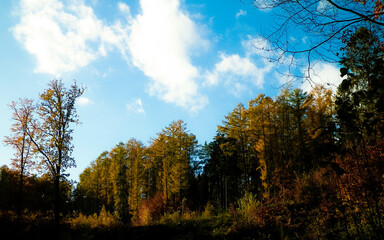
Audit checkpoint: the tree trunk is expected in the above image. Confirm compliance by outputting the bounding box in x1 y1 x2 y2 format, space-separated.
54 174 61 226
17 169 23 223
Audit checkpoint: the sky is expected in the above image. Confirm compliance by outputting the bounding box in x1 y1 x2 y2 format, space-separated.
0 0 343 182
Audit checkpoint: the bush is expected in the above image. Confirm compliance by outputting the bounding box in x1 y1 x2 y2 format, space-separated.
202 202 215 219
236 192 259 226
69 206 118 229
137 192 165 226
159 211 182 225
137 204 151 226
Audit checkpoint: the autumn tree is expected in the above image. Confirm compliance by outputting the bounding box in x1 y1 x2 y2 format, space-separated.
109 142 130 223
97 151 115 211
287 89 312 171
147 133 167 201
334 26 384 239
3 99 36 221
148 120 197 207
248 94 278 199
126 139 147 219
77 139 148 222
29 80 84 225
218 104 257 193
306 85 337 167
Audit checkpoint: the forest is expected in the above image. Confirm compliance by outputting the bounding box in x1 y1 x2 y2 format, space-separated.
1 4 384 240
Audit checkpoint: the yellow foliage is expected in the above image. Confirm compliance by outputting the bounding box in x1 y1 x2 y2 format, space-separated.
202 202 215 219
138 205 152 226
69 206 118 229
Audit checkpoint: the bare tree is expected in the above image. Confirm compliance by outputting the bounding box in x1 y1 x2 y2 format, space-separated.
250 0 384 79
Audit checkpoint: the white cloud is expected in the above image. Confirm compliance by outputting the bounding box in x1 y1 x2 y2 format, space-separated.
317 0 334 13
236 9 246 18
126 98 145 114
12 0 208 112
12 0 118 76
301 62 343 94
77 96 93 106
204 34 277 95
241 35 281 60
126 0 209 112
252 0 273 12
206 53 272 95
118 2 131 16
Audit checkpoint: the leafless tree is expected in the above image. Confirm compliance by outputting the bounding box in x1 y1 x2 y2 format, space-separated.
249 0 384 81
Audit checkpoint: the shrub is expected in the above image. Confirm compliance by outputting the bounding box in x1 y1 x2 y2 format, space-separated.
137 192 165 226
69 206 118 229
159 211 182 225
202 202 215 219
236 192 259 226
137 204 152 226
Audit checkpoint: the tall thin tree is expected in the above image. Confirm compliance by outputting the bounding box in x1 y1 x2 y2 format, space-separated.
4 99 36 222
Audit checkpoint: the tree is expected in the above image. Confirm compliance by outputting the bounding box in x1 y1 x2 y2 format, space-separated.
251 0 384 79
29 80 84 224
336 27 384 142
306 85 337 167
148 120 197 207
110 142 131 223
218 104 257 193
126 139 147 219
248 94 278 199
167 120 197 203
287 89 312 171
334 27 384 239
3 99 36 221
147 133 168 203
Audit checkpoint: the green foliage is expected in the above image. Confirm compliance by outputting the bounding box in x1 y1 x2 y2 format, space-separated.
337 27 384 140
235 192 260 227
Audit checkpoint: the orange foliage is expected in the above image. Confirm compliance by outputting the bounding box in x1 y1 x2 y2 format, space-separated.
334 139 384 238
336 140 384 205
137 192 165 225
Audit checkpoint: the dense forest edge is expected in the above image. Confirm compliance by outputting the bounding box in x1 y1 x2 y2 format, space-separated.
1 27 384 239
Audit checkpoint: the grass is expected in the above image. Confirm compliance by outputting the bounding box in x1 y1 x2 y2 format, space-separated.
0 210 246 240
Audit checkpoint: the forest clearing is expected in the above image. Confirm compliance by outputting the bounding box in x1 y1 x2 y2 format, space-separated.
1 0 384 239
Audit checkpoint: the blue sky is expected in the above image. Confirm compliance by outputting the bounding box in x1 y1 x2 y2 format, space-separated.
0 0 342 182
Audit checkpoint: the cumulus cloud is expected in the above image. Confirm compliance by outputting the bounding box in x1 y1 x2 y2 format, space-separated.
76 96 93 106
126 98 145 114
205 53 272 95
12 0 120 76
13 0 208 112
317 0 334 13
301 62 343 94
127 0 209 112
205 35 276 95
236 9 246 18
